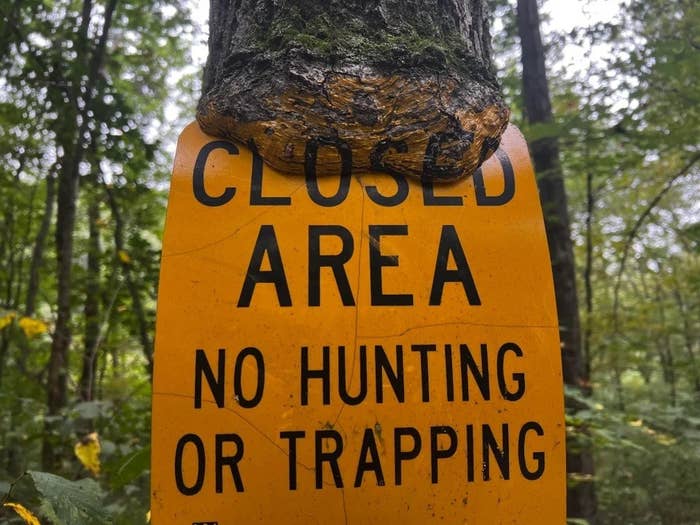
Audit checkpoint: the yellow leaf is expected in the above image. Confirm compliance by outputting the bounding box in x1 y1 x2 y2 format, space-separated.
3 502 41 525
118 250 131 264
18 317 48 338
628 419 643 427
146 510 151 522
0 312 16 330
74 431 101 476
655 433 677 446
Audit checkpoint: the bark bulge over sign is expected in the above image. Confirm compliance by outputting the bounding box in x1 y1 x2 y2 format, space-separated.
199 0 509 181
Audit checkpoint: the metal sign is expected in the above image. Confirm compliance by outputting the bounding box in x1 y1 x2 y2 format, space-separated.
151 123 565 523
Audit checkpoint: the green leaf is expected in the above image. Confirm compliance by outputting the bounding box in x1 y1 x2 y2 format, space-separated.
28 471 112 524
110 446 150 489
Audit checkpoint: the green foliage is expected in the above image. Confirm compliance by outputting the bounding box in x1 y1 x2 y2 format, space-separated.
109 446 150 490
493 0 699 520
29 471 111 525
547 0 698 521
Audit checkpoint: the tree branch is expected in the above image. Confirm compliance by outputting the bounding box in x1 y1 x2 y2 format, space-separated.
612 152 700 330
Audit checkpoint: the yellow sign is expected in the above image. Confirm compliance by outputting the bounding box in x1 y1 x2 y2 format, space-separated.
151 123 565 523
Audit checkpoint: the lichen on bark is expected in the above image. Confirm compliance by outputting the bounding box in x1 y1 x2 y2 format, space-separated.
198 0 510 181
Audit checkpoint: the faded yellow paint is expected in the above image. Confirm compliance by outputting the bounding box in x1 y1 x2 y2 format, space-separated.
151 122 565 524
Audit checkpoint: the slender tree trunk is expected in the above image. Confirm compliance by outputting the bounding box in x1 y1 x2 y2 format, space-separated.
516 0 597 521
672 286 700 395
1 156 24 309
80 200 101 402
583 143 595 382
26 172 56 317
200 0 509 181
105 187 153 376
43 140 81 469
0 212 11 307
655 283 677 406
0 330 11 391
14 170 38 311
0 158 25 385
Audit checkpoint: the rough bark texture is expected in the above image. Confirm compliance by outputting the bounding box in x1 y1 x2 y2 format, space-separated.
199 0 509 181
80 200 101 402
516 0 597 522
44 136 80 470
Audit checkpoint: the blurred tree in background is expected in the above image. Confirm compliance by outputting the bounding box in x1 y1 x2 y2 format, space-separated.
491 0 699 523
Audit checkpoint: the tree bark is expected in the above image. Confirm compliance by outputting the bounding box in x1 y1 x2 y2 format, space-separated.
516 0 597 522
26 171 56 317
0 155 25 310
105 187 153 376
654 283 677 406
583 154 594 381
80 199 101 402
671 283 700 396
199 0 509 180
43 129 80 470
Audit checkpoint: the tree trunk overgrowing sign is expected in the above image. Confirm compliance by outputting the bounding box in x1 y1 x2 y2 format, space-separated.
197 0 509 181
150 123 565 523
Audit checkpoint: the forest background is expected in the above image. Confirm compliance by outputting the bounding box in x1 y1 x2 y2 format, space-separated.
0 0 698 523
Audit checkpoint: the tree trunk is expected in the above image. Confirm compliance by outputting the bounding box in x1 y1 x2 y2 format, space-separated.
105 187 153 376
199 0 509 181
43 137 80 470
516 0 597 522
26 172 56 317
672 285 700 396
1 155 25 309
583 151 594 381
655 283 677 406
80 199 101 402
42 0 119 470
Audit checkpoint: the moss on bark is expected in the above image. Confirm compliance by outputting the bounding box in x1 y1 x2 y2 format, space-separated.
199 0 509 181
